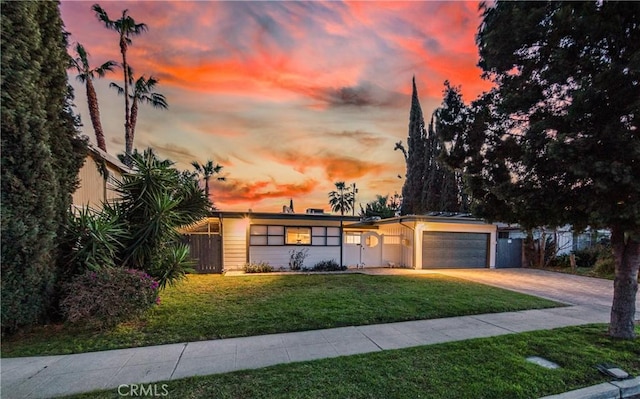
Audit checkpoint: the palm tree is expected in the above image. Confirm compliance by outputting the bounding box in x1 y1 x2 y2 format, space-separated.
111 69 168 147
92 4 147 161
328 181 354 216
191 160 225 205
70 43 117 151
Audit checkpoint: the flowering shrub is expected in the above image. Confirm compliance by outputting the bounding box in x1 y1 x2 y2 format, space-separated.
60 268 159 328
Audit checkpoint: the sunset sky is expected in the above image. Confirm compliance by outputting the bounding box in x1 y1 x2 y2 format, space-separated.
60 1 492 212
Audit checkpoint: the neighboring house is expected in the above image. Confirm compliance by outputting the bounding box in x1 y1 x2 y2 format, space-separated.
496 224 610 254
72 144 129 210
182 209 498 273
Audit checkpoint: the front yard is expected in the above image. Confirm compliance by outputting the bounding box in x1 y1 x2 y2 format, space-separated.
1 273 561 357
65 324 640 399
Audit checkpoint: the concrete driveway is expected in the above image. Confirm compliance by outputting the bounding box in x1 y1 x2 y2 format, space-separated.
363 267 640 319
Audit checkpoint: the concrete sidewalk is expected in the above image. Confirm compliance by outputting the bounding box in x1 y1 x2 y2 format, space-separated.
1 304 611 399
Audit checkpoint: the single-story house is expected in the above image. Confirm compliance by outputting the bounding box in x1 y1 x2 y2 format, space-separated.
72 144 129 210
182 209 498 273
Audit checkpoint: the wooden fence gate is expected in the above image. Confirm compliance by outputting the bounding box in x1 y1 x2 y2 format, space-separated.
183 234 222 273
496 238 523 268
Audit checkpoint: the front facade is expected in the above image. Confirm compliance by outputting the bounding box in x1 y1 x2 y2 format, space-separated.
183 211 497 272
218 211 360 270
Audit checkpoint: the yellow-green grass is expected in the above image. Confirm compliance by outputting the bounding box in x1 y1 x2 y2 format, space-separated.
64 324 640 399
2 273 562 357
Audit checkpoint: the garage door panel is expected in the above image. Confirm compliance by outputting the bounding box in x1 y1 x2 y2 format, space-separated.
422 232 488 269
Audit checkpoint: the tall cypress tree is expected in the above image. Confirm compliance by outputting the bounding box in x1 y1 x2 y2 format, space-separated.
422 116 460 212
1 1 86 333
399 77 427 215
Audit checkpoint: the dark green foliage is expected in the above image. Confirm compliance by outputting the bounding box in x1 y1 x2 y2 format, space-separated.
310 259 346 271
399 77 426 215
328 181 354 216
60 268 159 328
440 1 640 338
1 1 86 333
360 194 400 219
59 207 127 280
112 149 210 288
398 78 466 215
243 262 274 273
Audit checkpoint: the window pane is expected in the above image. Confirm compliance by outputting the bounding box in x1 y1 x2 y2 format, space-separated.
327 237 340 246
312 236 326 246
250 236 267 245
327 227 340 237
250 225 267 235
312 226 326 236
345 233 361 244
268 236 285 245
268 225 284 235
286 227 311 245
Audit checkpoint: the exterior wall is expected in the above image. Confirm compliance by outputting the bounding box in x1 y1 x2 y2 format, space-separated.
221 217 249 270
250 246 340 269
72 155 123 209
376 224 414 268
414 222 497 269
72 150 126 210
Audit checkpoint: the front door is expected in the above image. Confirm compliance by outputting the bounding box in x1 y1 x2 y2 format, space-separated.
361 231 382 267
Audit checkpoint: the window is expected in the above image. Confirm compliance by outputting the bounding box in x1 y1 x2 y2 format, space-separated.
250 224 339 246
286 227 311 245
250 225 285 245
345 232 361 244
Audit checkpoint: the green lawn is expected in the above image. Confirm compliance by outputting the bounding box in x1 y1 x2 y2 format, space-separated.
65 324 640 399
1 273 561 357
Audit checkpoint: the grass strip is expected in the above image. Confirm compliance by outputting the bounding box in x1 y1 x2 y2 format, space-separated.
65 324 640 399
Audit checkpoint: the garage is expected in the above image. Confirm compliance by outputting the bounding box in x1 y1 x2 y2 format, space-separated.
422 232 489 268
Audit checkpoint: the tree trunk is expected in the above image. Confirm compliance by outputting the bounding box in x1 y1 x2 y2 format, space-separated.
85 79 107 151
609 225 640 339
129 98 138 150
120 36 132 164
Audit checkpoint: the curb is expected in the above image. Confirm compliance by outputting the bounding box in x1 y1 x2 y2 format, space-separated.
540 377 640 399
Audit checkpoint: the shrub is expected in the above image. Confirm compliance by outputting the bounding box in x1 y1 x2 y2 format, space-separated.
243 262 273 273
60 268 159 328
311 259 347 271
573 245 610 268
548 254 571 268
59 207 127 279
593 249 616 278
289 248 309 271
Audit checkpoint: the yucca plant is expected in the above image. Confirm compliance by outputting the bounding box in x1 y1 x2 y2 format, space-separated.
59 206 127 279
113 148 210 288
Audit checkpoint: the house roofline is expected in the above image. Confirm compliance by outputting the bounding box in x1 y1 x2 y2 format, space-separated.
87 144 130 173
210 210 361 222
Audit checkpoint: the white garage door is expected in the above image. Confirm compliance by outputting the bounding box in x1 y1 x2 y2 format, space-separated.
422 232 488 269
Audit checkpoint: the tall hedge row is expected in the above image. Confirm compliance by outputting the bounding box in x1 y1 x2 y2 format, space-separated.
1 1 86 333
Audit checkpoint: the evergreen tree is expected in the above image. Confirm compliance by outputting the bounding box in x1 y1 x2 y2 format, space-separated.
398 77 465 215
399 77 427 215
422 116 460 212
1 1 86 333
442 2 640 339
